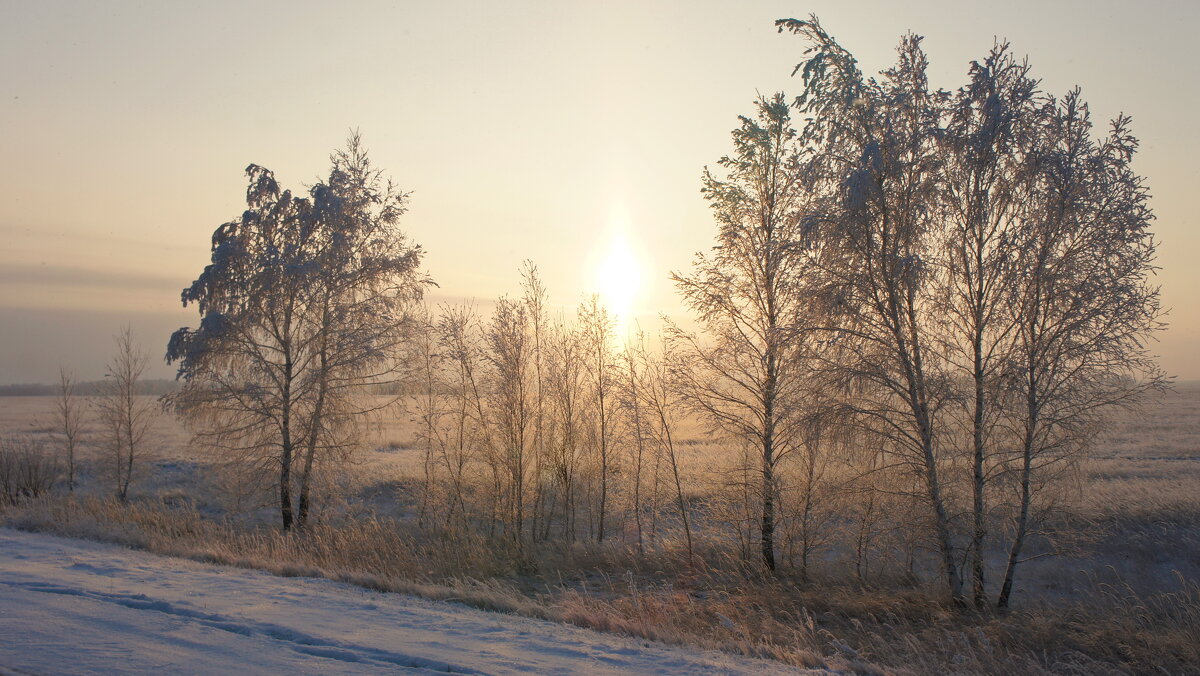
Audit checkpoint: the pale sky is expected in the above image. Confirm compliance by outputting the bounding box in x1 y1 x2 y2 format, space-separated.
2 0 1197 383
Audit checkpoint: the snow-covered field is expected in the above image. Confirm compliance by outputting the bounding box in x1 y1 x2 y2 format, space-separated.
0 529 819 675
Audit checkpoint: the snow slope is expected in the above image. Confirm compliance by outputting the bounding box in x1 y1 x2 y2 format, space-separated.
0 529 821 675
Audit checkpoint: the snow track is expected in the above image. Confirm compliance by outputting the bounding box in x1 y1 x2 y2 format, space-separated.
0 530 820 675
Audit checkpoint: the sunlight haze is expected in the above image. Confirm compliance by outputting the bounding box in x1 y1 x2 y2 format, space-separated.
2 0 1196 383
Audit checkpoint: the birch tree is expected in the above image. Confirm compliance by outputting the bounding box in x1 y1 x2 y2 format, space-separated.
939 43 1042 607
520 262 550 541
168 133 429 531
578 296 616 542
435 304 490 534
485 297 533 547
996 92 1165 608
671 93 815 572
778 17 965 600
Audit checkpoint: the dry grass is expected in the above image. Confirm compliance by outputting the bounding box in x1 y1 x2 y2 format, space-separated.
6 492 1200 675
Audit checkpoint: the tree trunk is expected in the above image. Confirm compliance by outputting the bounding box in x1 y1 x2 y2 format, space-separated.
997 443 1031 610
998 389 1038 610
279 362 295 532
660 415 693 566
799 446 816 583
298 333 331 529
118 387 134 503
629 361 646 556
921 426 963 604
971 335 988 609
761 443 776 572
280 443 294 532
597 397 608 544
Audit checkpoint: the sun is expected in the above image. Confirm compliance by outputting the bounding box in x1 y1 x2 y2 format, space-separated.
597 232 642 336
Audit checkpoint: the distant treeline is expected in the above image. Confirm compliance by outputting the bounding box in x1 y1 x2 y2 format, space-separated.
0 378 415 398
0 379 180 397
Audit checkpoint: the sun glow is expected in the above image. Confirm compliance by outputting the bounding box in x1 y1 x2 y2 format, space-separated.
597 231 642 338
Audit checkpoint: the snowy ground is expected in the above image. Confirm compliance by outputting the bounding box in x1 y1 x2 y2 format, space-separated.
0 529 821 675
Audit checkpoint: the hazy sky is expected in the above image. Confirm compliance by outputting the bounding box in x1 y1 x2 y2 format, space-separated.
2 0 1197 383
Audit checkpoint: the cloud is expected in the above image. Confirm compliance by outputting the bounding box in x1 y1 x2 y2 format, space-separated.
0 262 187 293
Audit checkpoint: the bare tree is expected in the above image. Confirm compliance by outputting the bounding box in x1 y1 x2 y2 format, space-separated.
55 365 85 492
781 416 837 582
485 297 534 548
96 327 153 503
630 332 694 564
411 303 444 529
578 295 616 543
520 262 550 542
621 344 649 554
436 303 491 534
544 318 586 541
670 93 815 572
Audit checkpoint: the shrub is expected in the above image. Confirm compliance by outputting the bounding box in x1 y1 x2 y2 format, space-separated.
0 436 59 504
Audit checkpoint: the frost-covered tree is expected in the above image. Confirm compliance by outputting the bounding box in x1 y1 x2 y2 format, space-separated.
543 316 586 541
778 17 965 600
168 133 429 531
778 15 1166 605
414 302 491 536
578 295 616 543
485 297 534 547
626 332 694 564
671 93 815 572
995 92 1165 608
521 262 551 543
939 43 1043 608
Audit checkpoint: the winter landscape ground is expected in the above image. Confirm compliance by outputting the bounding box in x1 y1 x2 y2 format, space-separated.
1 384 1198 674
